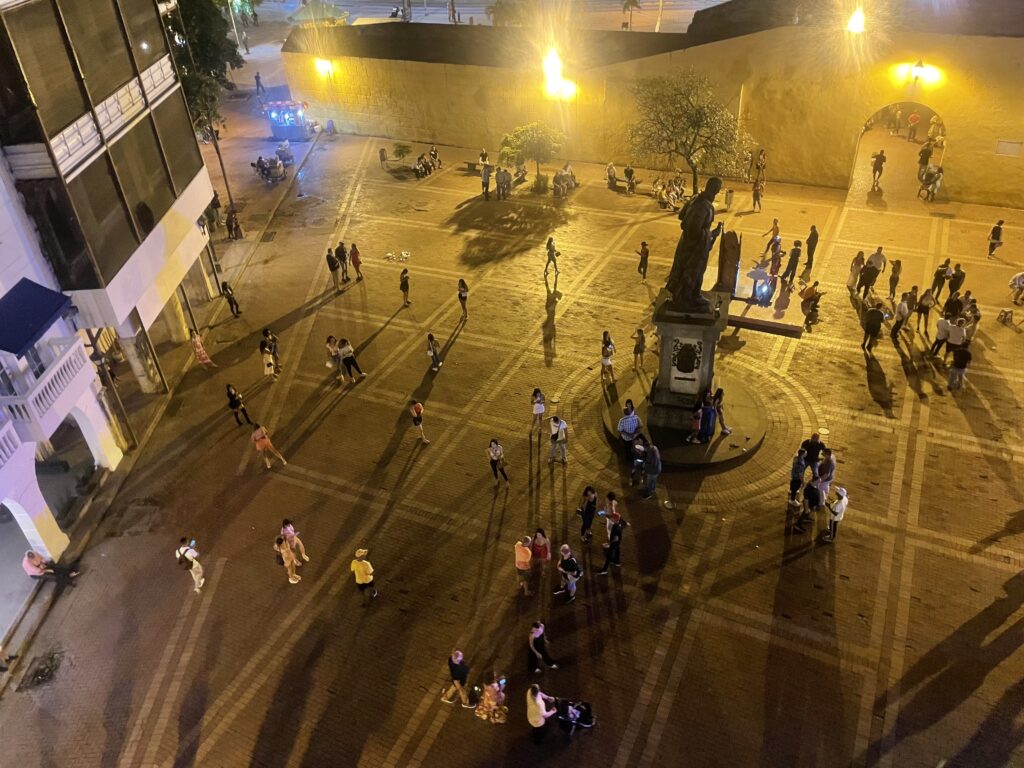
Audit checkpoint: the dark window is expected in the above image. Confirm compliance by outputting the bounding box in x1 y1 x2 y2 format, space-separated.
5 1 87 136
109 116 175 237
152 92 203 194
0 25 44 144
67 154 139 283
57 0 134 104
17 178 98 290
118 0 169 71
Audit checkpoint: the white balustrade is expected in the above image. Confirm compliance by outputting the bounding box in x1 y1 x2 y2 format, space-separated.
0 418 20 472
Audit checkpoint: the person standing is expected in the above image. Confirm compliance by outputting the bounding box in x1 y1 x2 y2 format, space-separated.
254 71 264 95
781 241 802 284
870 149 886 188
544 237 559 276
577 486 598 541
915 288 936 332
597 516 625 574
751 178 763 212
788 448 807 507
281 519 309 563
554 544 582 603
527 622 558 673
929 314 951 356
241 30 250 54
636 241 650 282
260 340 277 382
642 442 662 499
400 268 410 306
515 536 533 596
176 538 205 593
351 548 378 604
755 148 767 182
761 218 781 255
211 191 223 228
944 317 968 363
441 650 475 708
712 387 732 436
221 281 242 317
948 343 972 391
189 330 216 368
531 388 546 433
337 242 350 282
251 423 287 469
804 226 819 271
846 251 865 293
350 243 364 281
475 674 508 724
891 292 911 341
931 258 952 300
906 110 921 141
600 330 616 385
262 329 281 374
948 263 966 297
226 384 252 426
326 248 342 293
988 220 1004 259
488 438 509 483
527 684 558 742
888 260 902 301
822 487 848 543
917 142 933 181
800 433 827 479
457 278 469 320
631 328 646 370
251 8 258 24
409 400 430 444
326 335 345 383
274 537 301 584
338 338 366 381
862 302 886 352
481 162 492 200
426 332 442 371
816 448 836 503
549 415 568 464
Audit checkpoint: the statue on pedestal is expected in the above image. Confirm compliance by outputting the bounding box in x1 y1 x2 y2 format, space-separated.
666 177 725 314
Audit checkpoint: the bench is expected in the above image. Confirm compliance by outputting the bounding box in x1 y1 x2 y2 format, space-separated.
464 160 480 174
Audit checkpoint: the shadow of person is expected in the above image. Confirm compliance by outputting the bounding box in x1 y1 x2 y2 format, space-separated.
946 675 1024 767
864 352 896 417
542 273 560 366
866 186 888 210
864 573 1024 767
970 508 1024 554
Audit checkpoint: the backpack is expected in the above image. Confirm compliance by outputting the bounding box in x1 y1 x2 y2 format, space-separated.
176 548 193 570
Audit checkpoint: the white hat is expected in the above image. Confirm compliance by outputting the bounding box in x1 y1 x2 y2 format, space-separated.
355 548 369 558
836 487 847 498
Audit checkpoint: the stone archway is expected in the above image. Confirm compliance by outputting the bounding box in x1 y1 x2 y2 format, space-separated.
849 101 947 206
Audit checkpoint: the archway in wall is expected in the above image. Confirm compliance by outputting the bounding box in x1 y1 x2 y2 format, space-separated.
0 501 36 639
849 102 947 207
37 418 100 531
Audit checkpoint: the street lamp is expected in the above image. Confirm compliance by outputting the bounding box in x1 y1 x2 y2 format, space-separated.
846 7 865 34
912 59 925 82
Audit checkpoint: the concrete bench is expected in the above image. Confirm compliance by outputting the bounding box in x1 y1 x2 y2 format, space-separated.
464 160 480 174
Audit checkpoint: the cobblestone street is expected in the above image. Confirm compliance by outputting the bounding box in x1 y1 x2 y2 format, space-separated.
0 113 1021 768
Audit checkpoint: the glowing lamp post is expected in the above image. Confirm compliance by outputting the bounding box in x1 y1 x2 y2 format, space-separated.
543 49 577 101
846 7 865 34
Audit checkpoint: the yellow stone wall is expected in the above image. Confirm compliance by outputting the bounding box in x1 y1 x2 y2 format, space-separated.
283 26 1024 206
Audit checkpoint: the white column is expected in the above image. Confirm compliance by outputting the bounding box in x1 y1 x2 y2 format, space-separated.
161 291 190 344
69 387 123 470
2 442 68 561
182 257 216 303
117 313 162 394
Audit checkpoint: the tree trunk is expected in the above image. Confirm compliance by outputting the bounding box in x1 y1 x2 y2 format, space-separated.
688 161 699 196
535 159 540 177
629 8 633 28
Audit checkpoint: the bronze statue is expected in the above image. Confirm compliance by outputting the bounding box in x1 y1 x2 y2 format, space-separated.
666 177 725 313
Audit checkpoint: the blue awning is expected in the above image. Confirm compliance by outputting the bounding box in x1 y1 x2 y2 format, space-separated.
0 278 72 358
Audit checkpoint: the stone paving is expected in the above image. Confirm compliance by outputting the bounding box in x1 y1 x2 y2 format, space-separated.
1 23 1023 768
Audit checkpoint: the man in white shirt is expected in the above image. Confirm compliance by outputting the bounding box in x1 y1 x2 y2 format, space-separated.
943 318 968 361
890 292 911 341
526 684 557 742
549 416 568 464
823 487 848 542
867 246 887 275
176 537 205 593
929 315 951 356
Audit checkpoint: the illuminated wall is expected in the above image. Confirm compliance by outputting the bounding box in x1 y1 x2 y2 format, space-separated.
282 25 1024 206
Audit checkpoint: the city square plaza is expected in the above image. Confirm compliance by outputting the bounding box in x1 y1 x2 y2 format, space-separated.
0 1 1022 767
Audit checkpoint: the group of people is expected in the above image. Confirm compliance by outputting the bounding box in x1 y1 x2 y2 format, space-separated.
788 433 847 543
652 174 687 210
413 146 442 178
747 220 822 309
552 164 577 197
325 241 363 290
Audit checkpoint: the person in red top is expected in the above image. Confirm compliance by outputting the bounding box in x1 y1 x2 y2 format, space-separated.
530 529 551 570
906 110 921 142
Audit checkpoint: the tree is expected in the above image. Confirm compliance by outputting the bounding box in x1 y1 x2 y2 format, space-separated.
393 143 412 162
485 0 534 27
499 122 564 179
629 69 751 192
163 0 244 131
623 0 641 30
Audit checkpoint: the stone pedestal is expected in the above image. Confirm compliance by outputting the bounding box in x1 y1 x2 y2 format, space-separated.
648 289 732 429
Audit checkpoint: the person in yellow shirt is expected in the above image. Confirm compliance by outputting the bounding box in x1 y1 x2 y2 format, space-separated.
351 548 378 604
514 537 532 596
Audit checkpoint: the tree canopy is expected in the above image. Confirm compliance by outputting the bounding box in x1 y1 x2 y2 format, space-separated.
485 0 535 27
629 69 750 192
499 122 565 177
164 0 244 129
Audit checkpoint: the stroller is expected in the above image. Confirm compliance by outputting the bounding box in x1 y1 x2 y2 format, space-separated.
556 698 596 739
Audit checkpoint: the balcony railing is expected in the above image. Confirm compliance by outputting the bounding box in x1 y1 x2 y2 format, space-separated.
0 418 20 473
0 336 95 442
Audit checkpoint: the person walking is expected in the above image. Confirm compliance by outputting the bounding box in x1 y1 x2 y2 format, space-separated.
929 314 952 356
761 218 780 255
457 278 469 320
712 387 732 436
527 684 558 743
254 71 265 95
189 330 216 368
554 544 582 603
943 317 967 362
780 241 802 284
515 536 533 596
222 281 242 317
544 237 559 276
527 622 558 673
549 415 568 464
788 448 807 508
339 338 366 381
861 302 886 353
326 248 342 293
531 388 546 433
262 329 281 374
846 251 865 293
251 423 287 469
891 292 911 341
804 226 819 271
481 162 492 200
948 343 972 391
488 438 509 484
915 288 936 332
631 328 646 370
822 487 848 543
600 330 616 385
597 516 625 574
751 178 763 212
226 384 252 426
281 519 309 563
887 260 903 301
426 332 442 371
800 432 827 479
400 268 411 306
988 220 1004 259
337 242 350 282
260 340 278 382
870 149 886 188
326 335 345 383
577 486 598 541
917 142 934 181
642 442 662 499
931 258 952 300
350 243 364 281
636 241 650 282
176 537 205 593
441 650 475 708
241 29 250 54
351 548 378 604
906 110 921 141
409 400 430 444
274 537 301 584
